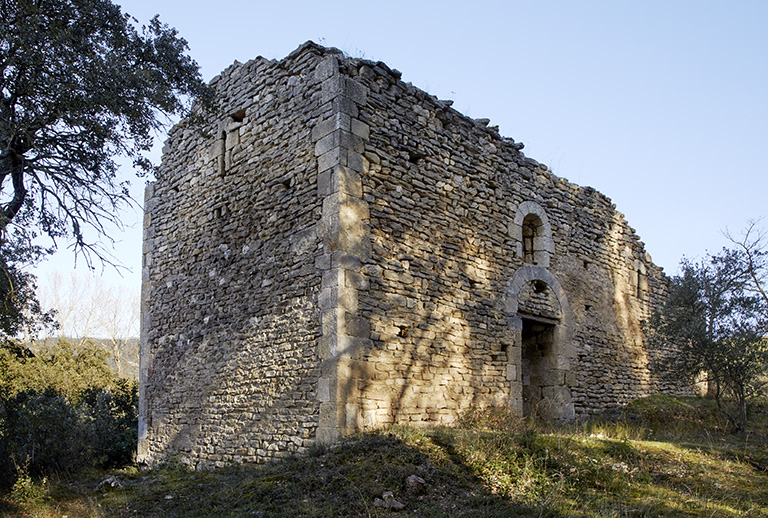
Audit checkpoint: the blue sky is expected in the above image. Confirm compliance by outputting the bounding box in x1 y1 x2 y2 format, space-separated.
35 0 768 312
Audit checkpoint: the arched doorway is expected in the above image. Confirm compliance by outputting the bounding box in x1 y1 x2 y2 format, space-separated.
506 265 575 420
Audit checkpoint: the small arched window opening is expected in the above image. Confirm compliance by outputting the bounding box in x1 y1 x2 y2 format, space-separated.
514 201 553 268
522 214 542 265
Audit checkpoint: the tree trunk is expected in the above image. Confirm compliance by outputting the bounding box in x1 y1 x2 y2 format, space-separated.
737 384 748 435
0 150 27 241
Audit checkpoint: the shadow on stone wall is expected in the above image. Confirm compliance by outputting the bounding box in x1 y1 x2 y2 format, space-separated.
352 213 518 429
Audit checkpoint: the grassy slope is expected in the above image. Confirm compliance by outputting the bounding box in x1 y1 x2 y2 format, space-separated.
2 396 767 517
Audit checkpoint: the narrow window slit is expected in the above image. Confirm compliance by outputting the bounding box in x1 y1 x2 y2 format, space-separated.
522 215 541 265
218 130 227 176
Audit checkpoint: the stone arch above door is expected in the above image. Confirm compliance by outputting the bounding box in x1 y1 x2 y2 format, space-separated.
506 267 571 324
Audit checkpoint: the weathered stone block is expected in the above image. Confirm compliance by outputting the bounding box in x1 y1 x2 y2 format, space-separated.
318 147 346 172
315 56 338 81
345 314 371 338
351 118 370 140
312 113 351 141
332 166 362 198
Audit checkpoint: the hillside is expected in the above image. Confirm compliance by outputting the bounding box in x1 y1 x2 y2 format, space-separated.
2 396 767 517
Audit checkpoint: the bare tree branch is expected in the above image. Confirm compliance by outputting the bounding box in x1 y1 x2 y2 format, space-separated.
725 219 768 313
0 0 210 267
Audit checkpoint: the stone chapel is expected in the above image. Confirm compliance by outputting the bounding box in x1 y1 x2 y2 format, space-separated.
138 42 684 467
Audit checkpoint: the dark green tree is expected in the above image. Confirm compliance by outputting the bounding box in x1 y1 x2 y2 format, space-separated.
0 0 210 265
0 338 138 485
647 250 768 432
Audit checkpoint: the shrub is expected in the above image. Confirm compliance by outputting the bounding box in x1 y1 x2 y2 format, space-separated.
0 339 138 488
1 389 86 477
79 378 139 467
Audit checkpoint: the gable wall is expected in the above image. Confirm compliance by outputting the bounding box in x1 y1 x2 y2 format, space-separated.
139 46 331 468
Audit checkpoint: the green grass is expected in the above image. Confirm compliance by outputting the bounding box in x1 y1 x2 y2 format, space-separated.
2 396 768 517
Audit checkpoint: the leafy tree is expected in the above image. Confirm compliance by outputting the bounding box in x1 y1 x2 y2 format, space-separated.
1 338 117 400
647 249 768 432
0 0 210 265
0 240 56 344
0 339 33 402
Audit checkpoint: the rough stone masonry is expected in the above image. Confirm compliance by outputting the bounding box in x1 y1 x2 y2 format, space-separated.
138 41 687 468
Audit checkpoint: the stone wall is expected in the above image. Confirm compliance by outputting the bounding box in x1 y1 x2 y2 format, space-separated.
139 45 332 467
140 42 687 467
333 55 680 427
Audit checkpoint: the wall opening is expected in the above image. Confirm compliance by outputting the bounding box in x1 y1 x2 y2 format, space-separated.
507 266 575 421
635 262 647 300
521 316 557 418
522 215 540 264
230 108 246 123
218 130 227 176
513 201 553 268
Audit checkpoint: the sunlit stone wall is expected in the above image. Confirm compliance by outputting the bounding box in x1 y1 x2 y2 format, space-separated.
337 55 682 428
140 42 687 468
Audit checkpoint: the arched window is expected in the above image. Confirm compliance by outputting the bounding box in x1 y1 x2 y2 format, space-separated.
514 202 553 268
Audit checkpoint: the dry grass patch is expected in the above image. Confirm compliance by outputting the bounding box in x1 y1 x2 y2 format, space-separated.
2 396 767 517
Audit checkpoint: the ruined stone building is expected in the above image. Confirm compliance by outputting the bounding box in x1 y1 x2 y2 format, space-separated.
138 42 683 468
